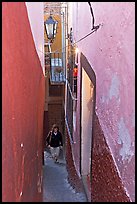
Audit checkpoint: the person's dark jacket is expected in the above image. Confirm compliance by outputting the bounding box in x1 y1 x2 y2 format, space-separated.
46 131 63 148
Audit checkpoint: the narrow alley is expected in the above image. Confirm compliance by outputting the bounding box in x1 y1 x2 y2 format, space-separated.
2 2 135 202
43 150 87 202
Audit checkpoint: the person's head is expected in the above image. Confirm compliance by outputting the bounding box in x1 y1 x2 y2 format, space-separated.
52 124 59 133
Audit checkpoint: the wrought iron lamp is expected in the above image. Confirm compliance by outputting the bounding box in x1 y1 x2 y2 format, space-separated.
44 15 58 43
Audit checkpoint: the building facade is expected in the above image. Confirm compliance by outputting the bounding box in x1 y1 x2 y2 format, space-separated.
2 2 45 201
65 2 135 202
43 2 67 149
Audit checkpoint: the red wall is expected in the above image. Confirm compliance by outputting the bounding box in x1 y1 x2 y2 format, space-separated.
2 3 45 202
65 129 85 193
91 114 130 202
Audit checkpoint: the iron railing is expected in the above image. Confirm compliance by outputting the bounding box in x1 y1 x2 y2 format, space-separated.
49 52 66 84
65 79 77 142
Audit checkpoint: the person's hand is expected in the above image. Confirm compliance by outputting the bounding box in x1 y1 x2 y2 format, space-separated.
48 145 50 148
60 146 63 149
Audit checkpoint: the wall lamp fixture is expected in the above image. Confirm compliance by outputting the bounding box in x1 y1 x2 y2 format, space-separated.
44 15 58 43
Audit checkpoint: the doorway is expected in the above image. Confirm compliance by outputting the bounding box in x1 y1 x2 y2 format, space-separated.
81 67 94 175
81 66 95 201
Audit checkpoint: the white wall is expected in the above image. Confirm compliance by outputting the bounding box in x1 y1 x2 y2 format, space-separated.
81 68 94 176
25 2 45 75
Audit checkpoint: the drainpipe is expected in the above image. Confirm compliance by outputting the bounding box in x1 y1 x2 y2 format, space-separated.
61 5 67 117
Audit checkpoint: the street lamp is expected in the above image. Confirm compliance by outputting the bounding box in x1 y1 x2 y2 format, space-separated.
44 15 58 43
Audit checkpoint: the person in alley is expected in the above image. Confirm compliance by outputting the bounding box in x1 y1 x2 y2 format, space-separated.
46 124 63 163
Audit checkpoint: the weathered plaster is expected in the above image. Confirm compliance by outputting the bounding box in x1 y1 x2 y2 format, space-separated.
101 73 120 104
109 74 120 101
117 117 134 163
70 1 135 201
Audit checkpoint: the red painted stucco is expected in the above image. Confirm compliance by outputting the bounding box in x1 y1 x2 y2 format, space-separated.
65 129 85 193
2 2 45 202
66 2 135 202
91 114 130 202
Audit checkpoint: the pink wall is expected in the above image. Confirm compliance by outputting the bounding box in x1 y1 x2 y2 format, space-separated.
2 2 45 202
25 2 45 74
71 2 135 201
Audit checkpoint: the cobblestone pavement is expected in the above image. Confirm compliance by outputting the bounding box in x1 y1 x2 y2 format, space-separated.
43 150 88 202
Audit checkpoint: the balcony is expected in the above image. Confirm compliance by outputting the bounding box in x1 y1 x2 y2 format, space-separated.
49 52 66 84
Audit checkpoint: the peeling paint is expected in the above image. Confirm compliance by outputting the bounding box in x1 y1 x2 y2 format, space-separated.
117 117 134 162
101 74 121 104
109 74 120 100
